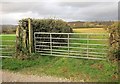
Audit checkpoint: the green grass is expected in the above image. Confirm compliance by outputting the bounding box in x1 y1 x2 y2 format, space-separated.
2 33 117 82
1 34 16 45
0 34 16 56
2 56 118 82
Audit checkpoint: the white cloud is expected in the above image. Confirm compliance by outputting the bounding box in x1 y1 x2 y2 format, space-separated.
1 0 119 2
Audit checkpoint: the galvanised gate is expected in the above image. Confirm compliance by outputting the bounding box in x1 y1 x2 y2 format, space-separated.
34 32 109 60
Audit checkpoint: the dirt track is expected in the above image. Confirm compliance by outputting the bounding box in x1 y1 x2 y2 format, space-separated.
1 70 71 82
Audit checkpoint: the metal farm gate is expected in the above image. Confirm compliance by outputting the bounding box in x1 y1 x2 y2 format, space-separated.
34 32 109 60
0 34 16 58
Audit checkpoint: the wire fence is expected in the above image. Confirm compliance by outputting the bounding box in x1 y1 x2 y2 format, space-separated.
34 32 109 60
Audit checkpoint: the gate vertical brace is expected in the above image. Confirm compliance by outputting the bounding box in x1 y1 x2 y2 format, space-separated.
34 33 36 53
50 33 52 55
68 33 70 56
87 34 89 58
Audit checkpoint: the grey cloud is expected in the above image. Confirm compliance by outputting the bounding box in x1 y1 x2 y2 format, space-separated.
2 2 66 16
2 2 45 13
1 2 118 24
58 2 103 8
78 2 118 21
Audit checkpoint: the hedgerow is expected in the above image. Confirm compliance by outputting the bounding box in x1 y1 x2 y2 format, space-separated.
108 21 120 60
16 18 73 59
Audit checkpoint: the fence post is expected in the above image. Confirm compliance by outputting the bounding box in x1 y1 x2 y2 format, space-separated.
50 33 52 55
87 34 89 58
68 33 70 56
28 18 33 53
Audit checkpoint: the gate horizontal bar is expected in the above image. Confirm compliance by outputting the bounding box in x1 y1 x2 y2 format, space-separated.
35 45 108 51
35 41 108 46
39 53 106 60
0 45 15 47
36 49 106 55
0 35 16 36
0 56 12 58
35 37 108 41
0 40 16 42
34 32 109 35
36 50 106 57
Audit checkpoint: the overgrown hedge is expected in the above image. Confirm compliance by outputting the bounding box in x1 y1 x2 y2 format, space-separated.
16 18 73 59
19 18 73 32
108 21 120 60
32 19 73 51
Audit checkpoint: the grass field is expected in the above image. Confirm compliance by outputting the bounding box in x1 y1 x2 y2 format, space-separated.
1 28 118 82
0 34 16 56
73 28 107 33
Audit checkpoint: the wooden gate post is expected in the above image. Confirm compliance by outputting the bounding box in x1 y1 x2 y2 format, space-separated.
28 18 33 53
16 26 20 57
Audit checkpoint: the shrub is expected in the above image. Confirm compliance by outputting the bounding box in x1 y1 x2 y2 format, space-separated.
32 19 73 48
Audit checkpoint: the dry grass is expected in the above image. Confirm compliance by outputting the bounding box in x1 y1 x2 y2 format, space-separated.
73 28 107 33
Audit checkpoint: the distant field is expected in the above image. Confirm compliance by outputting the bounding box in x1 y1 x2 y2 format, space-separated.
73 28 108 33
0 34 16 56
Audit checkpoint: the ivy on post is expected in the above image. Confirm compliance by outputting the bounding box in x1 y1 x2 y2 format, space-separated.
28 18 33 53
23 29 27 48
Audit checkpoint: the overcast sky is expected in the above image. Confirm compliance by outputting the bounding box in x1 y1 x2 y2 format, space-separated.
0 0 119 25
